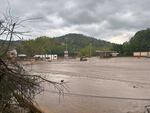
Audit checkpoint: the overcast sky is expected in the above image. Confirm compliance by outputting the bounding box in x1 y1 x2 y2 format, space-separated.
0 0 150 44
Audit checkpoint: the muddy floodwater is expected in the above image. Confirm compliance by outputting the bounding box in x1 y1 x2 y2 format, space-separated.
25 57 150 113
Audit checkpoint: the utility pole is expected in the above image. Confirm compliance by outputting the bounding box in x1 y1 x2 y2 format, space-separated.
89 43 92 57
65 38 68 51
64 38 68 59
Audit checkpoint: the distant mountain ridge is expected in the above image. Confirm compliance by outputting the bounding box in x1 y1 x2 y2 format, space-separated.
0 33 114 56
54 33 113 50
2 30 150 56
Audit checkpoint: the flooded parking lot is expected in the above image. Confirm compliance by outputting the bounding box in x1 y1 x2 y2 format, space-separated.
26 57 150 113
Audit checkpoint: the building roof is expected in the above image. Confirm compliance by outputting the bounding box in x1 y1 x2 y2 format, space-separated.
96 50 117 53
18 54 27 57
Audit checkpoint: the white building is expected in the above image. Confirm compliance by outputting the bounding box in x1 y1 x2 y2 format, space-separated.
133 52 150 57
18 54 27 57
18 54 27 60
33 54 58 61
7 49 17 59
111 52 119 57
64 51 68 58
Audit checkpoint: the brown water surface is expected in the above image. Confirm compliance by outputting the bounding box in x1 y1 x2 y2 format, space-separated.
25 57 150 113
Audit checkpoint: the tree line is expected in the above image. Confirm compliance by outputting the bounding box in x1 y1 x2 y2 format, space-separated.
16 29 150 57
16 34 113 57
112 28 150 56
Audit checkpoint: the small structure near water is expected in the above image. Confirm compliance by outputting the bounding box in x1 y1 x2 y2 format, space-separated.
7 49 17 62
7 49 17 59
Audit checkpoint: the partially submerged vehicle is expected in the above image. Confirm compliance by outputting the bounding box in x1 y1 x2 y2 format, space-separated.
80 56 87 61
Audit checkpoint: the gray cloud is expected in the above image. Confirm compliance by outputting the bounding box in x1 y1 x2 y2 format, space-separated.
1 0 150 43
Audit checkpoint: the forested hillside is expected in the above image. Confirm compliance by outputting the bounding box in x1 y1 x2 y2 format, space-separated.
112 28 150 55
16 33 113 57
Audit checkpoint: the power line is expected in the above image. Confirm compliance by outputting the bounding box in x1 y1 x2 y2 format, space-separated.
48 91 150 101
33 71 150 86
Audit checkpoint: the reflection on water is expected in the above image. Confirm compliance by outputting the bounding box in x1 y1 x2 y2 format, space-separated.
26 57 150 113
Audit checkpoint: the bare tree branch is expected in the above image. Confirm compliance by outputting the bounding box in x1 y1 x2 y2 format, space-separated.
0 9 66 113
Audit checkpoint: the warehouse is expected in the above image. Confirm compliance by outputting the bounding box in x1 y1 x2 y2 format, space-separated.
96 50 119 58
133 52 150 57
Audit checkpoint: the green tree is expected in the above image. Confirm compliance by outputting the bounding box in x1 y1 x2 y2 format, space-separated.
78 44 96 57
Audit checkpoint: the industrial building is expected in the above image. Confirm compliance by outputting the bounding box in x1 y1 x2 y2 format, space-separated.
33 54 58 61
96 50 119 58
133 52 150 57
